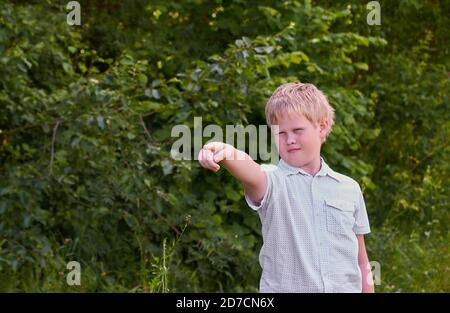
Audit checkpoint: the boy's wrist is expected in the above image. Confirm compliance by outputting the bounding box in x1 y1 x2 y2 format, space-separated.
220 144 237 163
223 145 250 162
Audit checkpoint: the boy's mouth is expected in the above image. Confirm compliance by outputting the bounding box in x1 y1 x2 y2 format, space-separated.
287 148 302 153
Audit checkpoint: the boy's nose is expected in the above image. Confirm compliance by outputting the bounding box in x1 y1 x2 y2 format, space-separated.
286 134 296 145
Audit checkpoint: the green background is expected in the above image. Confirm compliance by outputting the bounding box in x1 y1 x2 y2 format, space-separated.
0 0 448 292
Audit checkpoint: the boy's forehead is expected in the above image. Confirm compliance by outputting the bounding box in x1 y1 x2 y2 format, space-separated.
272 112 311 127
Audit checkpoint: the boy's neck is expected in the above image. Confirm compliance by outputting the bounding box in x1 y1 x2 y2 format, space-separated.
301 157 322 176
284 156 322 176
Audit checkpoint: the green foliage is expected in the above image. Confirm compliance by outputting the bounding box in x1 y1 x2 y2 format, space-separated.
0 0 448 292
367 224 449 292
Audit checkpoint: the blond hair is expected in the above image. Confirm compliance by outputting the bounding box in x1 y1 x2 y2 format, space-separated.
265 82 335 142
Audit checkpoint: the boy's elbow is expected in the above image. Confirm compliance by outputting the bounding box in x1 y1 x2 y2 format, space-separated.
244 189 264 205
243 174 267 205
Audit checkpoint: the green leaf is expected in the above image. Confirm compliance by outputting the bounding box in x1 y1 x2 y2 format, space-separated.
124 213 139 230
354 62 369 71
138 73 148 85
133 101 161 113
62 62 74 74
212 214 222 225
290 52 303 64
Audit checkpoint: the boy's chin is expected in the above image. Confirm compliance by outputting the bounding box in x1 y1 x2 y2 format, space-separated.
282 153 317 168
282 155 306 167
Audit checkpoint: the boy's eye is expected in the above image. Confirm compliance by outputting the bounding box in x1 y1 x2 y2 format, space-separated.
294 128 304 132
278 131 286 135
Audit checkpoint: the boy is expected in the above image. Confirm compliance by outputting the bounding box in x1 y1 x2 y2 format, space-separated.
198 82 374 293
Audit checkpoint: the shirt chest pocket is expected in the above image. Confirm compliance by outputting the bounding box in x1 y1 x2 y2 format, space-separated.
324 199 356 235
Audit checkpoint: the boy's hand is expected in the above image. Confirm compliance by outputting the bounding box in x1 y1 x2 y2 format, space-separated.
198 142 235 172
198 141 266 204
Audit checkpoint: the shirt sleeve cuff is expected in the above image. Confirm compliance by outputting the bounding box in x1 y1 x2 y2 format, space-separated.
244 172 270 211
245 193 265 211
353 226 371 235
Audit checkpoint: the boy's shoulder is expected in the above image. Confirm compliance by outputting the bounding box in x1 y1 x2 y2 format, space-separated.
260 163 279 172
327 168 361 189
262 160 362 192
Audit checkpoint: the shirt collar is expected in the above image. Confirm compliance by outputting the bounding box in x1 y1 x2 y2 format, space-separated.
278 157 341 182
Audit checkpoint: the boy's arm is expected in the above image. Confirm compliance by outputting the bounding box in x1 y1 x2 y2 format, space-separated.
357 235 375 293
198 142 267 204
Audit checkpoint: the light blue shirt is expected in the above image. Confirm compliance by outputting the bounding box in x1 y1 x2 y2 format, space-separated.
245 158 371 293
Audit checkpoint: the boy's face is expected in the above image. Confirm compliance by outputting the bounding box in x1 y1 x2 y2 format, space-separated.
272 113 327 168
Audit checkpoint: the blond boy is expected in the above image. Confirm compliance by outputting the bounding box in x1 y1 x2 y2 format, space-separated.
198 82 374 293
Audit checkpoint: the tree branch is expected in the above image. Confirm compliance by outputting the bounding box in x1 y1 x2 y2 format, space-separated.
49 120 61 175
139 115 158 145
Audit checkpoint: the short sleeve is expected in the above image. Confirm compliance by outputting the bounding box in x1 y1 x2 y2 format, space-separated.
244 167 273 212
353 188 371 235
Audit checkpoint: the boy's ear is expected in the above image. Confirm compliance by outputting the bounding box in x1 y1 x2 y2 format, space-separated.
318 119 330 137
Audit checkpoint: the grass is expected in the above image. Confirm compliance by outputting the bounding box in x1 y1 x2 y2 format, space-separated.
1 222 448 292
